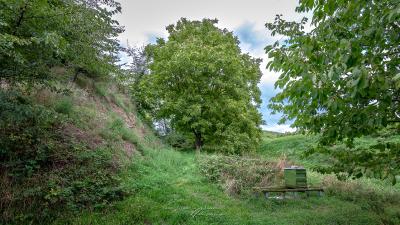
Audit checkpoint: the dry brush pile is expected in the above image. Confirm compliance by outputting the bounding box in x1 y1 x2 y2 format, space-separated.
198 154 292 195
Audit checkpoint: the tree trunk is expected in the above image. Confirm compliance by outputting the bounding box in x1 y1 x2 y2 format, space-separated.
194 131 202 154
72 69 79 82
13 1 28 35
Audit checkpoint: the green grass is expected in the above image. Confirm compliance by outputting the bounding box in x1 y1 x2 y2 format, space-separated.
259 132 400 169
53 96 74 115
99 115 145 152
54 143 398 225
94 82 108 97
258 133 325 168
111 93 131 113
259 133 315 159
36 106 399 225
10 80 397 224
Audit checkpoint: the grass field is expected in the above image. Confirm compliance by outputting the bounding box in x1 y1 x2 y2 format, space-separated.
54 132 400 225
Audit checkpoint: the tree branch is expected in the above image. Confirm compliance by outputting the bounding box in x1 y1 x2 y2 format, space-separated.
13 0 29 35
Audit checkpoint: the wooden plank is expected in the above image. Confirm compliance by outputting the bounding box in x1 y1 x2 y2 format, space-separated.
260 189 323 193
253 187 324 193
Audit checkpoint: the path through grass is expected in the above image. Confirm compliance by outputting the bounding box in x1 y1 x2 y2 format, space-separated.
56 147 384 225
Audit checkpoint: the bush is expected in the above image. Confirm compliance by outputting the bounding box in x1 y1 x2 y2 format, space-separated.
54 96 74 115
198 154 281 195
43 146 126 211
0 90 61 178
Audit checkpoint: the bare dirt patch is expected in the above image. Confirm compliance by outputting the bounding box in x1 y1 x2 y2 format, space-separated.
123 141 140 158
62 123 104 149
110 102 136 128
108 101 146 139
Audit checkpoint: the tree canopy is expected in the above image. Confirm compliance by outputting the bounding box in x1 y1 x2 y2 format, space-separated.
0 0 123 83
142 18 263 153
266 0 400 182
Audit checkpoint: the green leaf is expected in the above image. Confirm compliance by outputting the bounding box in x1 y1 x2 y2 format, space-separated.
265 0 400 183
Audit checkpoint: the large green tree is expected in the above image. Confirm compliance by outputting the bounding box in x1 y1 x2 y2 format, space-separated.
0 0 123 83
144 18 263 154
266 0 400 182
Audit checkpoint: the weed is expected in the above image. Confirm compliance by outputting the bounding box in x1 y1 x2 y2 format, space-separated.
74 75 91 89
94 82 108 97
101 115 144 153
54 96 74 115
111 93 130 112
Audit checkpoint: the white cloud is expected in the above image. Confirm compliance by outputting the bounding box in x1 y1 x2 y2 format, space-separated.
261 124 295 133
115 0 301 44
115 0 301 89
259 60 281 87
115 0 303 132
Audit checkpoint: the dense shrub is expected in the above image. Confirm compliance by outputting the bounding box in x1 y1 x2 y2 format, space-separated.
0 90 61 178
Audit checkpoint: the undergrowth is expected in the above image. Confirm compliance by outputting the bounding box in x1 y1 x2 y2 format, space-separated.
0 83 137 224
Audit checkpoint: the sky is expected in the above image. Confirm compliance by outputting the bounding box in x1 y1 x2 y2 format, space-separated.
115 0 303 133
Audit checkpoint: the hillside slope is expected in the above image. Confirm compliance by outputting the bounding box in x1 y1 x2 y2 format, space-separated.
1 72 160 224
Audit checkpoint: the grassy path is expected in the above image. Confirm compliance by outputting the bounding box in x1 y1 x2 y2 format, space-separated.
55 148 383 225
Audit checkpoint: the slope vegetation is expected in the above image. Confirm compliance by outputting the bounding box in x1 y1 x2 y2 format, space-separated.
1 71 159 224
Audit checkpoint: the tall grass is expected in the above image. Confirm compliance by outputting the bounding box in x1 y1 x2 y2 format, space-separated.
54 96 74 115
94 82 108 97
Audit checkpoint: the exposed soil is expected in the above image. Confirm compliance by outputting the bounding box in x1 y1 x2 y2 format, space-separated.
62 123 104 149
123 141 139 158
109 102 137 129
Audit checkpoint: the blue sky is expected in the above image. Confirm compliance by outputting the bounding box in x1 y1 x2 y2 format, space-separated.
115 0 301 132
233 22 292 132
